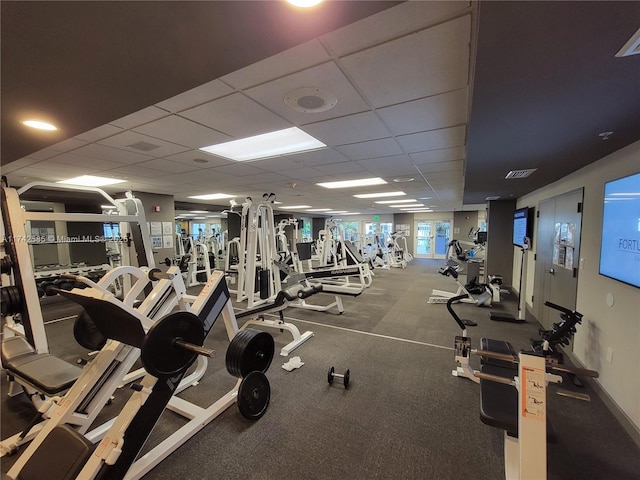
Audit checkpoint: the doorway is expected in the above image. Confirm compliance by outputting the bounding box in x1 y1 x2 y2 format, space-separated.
414 220 451 259
533 188 583 330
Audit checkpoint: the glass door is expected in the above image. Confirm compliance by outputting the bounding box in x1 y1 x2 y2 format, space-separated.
415 221 433 258
434 220 451 259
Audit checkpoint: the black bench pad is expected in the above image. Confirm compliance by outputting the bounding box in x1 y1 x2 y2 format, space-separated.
1 336 81 395
481 337 518 369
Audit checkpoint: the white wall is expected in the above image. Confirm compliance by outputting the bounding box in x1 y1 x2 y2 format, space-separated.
514 141 640 432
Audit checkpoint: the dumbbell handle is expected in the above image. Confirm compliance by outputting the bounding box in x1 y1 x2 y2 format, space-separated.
332 373 346 379
173 339 213 357
148 268 175 281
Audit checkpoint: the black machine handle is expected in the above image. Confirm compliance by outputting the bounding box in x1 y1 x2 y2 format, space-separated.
544 301 573 316
297 284 323 299
447 294 470 331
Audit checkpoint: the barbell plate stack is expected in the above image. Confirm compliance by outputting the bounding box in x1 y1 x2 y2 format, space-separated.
237 371 271 420
225 328 275 378
142 311 205 379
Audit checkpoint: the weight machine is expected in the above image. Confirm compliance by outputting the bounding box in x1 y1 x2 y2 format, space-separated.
428 265 491 306
5 267 275 480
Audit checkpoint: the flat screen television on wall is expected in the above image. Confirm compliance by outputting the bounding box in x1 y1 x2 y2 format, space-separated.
599 171 640 288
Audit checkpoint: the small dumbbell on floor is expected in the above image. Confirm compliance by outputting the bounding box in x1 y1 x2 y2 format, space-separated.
327 366 350 388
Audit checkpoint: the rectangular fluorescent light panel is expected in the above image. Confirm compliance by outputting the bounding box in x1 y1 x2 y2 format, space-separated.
353 191 406 199
392 203 423 208
188 193 235 200
317 177 386 189
279 205 311 210
375 199 416 204
306 208 331 212
326 211 347 214
199 127 326 162
57 175 125 187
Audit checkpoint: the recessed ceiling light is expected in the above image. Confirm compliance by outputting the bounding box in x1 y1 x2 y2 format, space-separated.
199 127 325 162
395 204 424 208
399 206 426 210
188 193 235 200
306 208 331 212
339 212 361 216
353 191 406 199
375 199 417 204
279 205 312 210
317 177 387 189
22 120 58 131
404 209 433 213
486 195 501 201
326 211 347 214
419 196 432 200
57 175 125 187
287 0 322 7
392 177 415 183
598 131 614 140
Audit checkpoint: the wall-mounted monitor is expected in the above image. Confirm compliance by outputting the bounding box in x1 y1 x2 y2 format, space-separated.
599 171 640 288
513 207 531 247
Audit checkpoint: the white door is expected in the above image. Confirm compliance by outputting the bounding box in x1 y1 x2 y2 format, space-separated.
414 221 433 258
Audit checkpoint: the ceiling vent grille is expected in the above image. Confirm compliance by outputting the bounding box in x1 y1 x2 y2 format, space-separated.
505 168 537 179
127 141 160 152
616 27 640 57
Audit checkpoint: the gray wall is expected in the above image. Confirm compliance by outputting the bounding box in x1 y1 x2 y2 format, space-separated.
453 211 479 241
485 199 516 286
132 191 175 269
393 213 414 256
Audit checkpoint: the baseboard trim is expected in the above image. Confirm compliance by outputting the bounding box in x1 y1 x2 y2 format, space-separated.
564 350 640 449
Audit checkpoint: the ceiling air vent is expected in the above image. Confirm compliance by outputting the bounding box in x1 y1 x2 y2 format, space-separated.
616 27 640 57
127 141 160 152
505 168 537 179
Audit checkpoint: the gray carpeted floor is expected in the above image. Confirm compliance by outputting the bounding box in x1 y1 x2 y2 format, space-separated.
2 258 639 479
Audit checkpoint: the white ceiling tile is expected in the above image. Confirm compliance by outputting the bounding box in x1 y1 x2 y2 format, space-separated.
252 157 303 172
155 79 234 113
0 157 41 173
410 147 465 165
106 164 173 179
322 1 470 56
180 93 291 138
378 89 468 136
222 39 330 90
356 155 417 176
280 167 325 179
75 124 123 142
23 148 63 161
285 148 349 167
245 62 369 125
109 106 169 129
161 150 233 168
397 126 466 153
314 161 367 176
132 158 202 174
212 163 266 177
132 115 231 149
97 131 190 157
72 144 153 164
51 153 128 171
335 138 402 160
302 111 391 147
341 15 471 108
242 172 288 184
418 160 464 173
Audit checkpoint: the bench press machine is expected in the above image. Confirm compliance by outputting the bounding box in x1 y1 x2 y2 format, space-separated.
5 268 275 480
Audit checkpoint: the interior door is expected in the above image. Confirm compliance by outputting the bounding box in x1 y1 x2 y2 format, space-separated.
434 220 451 259
414 221 433 258
533 189 583 330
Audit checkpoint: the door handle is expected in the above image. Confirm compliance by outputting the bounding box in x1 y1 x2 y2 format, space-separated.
548 268 555 275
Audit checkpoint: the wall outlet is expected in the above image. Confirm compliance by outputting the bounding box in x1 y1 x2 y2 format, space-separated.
606 347 614 363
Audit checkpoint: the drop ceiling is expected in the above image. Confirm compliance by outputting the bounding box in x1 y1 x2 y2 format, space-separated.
2 1 639 214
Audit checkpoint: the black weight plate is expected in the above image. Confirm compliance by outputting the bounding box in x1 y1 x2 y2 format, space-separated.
237 371 270 420
142 311 204 379
344 369 350 388
327 366 334 384
226 328 275 378
73 310 107 351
